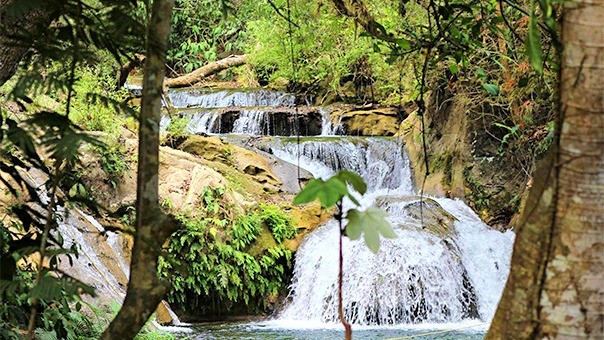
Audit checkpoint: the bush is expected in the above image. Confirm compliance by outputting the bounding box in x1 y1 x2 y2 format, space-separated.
158 187 296 315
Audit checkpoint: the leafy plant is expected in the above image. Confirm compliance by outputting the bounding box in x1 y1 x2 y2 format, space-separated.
258 203 296 243
159 187 296 315
163 115 191 147
93 140 130 188
293 170 395 338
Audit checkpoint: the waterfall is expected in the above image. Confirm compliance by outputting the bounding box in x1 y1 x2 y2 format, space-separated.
232 109 269 135
168 88 295 109
320 107 343 136
25 168 129 304
271 137 515 326
163 88 331 136
272 138 412 192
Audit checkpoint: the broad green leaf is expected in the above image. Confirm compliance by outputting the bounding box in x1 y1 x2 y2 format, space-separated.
69 184 78 197
293 179 324 205
526 0 543 75
345 207 396 253
364 227 380 254
476 67 486 80
482 83 499 96
395 38 411 51
449 64 459 74
293 177 348 208
345 210 363 240
335 170 367 195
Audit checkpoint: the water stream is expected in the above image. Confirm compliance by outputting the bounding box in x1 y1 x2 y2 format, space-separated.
52 87 514 338
176 89 516 338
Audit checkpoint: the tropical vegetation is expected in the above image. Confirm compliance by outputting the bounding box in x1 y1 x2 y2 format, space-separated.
0 0 601 339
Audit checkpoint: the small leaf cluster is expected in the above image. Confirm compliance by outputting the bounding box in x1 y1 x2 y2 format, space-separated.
258 203 297 243
159 187 296 315
294 170 396 253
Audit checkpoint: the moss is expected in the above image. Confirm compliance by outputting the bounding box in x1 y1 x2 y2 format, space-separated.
247 226 278 257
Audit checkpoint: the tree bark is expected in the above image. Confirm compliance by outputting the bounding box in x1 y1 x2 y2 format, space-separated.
329 0 395 43
116 53 146 90
100 0 176 338
163 54 247 88
487 1 604 338
0 0 57 86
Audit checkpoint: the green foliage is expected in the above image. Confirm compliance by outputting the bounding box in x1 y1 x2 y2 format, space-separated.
167 0 250 74
159 187 296 314
258 203 296 243
293 170 367 207
0 221 99 339
294 170 395 253
67 65 133 135
95 140 129 186
346 207 397 253
293 176 349 208
0 1 142 331
135 330 176 340
163 115 191 147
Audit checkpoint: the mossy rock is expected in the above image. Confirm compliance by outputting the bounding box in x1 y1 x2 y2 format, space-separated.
332 107 401 136
375 195 458 240
178 135 283 196
247 226 278 257
180 135 232 163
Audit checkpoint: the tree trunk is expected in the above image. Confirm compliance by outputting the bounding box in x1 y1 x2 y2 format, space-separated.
100 0 176 338
0 0 56 85
487 1 604 338
163 54 247 87
329 0 395 43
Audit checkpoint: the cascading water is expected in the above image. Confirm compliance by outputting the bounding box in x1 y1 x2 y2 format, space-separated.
319 107 343 136
25 169 130 304
269 138 515 326
163 88 297 135
168 88 295 108
129 85 515 336
232 109 269 135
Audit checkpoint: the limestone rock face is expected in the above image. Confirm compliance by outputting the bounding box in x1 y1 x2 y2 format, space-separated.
331 106 403 136
179 135 282 195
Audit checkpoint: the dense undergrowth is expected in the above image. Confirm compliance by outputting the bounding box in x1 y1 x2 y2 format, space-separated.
159 187 297 318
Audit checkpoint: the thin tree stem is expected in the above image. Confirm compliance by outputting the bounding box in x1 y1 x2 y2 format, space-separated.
336 200 352 340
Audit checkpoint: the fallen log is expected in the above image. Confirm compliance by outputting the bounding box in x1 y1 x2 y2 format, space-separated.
164 55 247 88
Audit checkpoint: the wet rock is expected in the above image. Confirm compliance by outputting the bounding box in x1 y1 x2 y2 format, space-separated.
331 106 403 136
155 300 176 325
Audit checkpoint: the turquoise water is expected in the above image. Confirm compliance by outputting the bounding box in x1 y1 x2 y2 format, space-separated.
175 321 488 339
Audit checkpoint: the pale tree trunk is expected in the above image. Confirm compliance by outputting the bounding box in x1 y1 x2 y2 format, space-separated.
487 1 603 339
163 54 247 87
0 0 56 85
100 0 176 338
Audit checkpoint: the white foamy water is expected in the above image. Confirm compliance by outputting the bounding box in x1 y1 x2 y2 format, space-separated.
269 137 514 326
232 109 269 135
168 88 295 109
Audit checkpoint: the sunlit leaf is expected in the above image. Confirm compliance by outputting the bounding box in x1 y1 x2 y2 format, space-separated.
335 170 367 195
482 83 499 96
345 207 396 253
476 68 486 80
293 177 348 208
